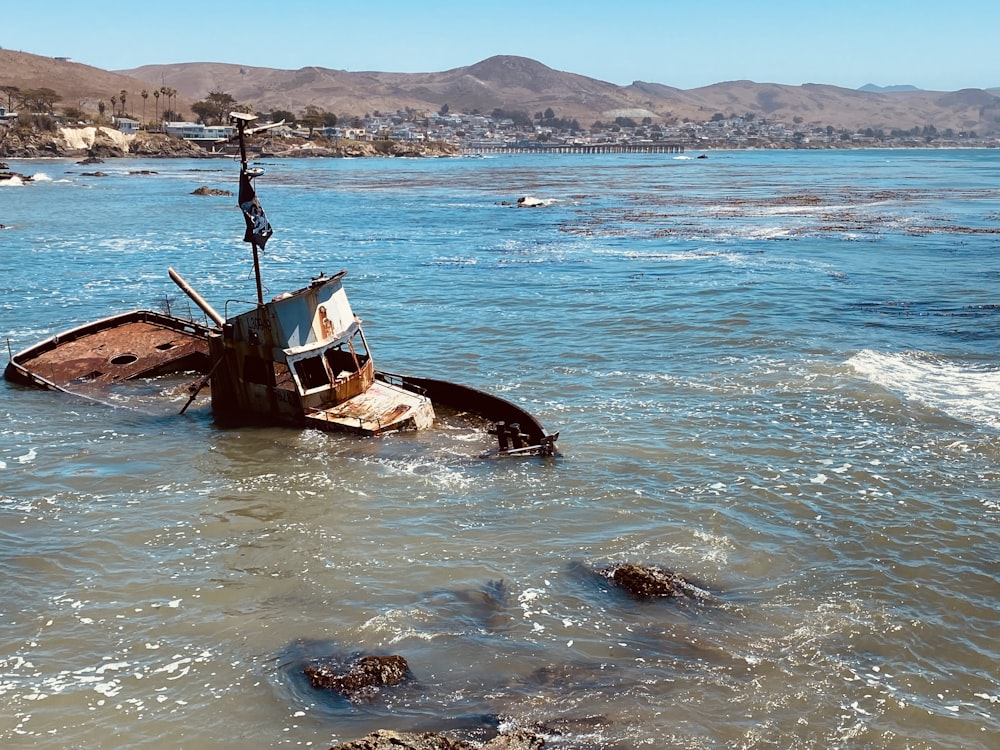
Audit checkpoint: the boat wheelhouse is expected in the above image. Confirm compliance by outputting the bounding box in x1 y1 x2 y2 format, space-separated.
205 269 434 435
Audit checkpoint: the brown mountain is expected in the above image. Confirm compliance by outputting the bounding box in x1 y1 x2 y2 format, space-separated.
3 49 999 136
0 49 194 119
121 55 1000 135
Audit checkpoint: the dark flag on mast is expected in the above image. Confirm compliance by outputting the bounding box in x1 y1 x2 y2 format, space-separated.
238 169 273 249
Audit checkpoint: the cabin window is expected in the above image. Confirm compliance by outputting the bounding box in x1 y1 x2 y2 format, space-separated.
243 356 272 385
325 344 362 378
293 355 329 390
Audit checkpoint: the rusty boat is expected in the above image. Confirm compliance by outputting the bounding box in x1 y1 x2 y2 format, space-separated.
4 113 558 457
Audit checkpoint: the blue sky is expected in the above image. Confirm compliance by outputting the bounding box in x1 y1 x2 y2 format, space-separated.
4 0 998 91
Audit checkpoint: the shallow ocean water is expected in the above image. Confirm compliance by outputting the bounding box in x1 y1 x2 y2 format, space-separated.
1 149 999 749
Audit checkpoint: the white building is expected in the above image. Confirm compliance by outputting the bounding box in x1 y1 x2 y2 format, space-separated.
163 121 234 141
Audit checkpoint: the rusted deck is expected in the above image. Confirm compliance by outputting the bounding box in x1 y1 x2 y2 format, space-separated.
304 379 434 435
5 310 211 392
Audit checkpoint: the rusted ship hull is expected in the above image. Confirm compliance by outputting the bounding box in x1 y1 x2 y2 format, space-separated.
377 372 559 455
5 310 557 455
3 310 213 395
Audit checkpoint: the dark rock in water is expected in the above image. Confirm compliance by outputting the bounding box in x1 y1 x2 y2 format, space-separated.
329 729 466 750
191 185 233 196
80 171 108 177
305 654 410 702
481 729 546 749
328 728 545 750
600 563 711 601
77 156 103 165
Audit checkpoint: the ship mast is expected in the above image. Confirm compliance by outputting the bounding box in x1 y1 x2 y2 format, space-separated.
231 111 266 306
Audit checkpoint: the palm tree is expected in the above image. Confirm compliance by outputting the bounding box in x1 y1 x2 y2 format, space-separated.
141 89 148 124
153 89 160 122
119 90 128 117
159 86 169 120
110 95 117 119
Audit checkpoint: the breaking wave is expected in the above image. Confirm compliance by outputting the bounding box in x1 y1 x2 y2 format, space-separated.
848 349 1000 429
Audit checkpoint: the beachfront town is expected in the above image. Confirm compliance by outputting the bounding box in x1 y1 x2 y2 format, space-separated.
161 108 997 151
1 102 996 153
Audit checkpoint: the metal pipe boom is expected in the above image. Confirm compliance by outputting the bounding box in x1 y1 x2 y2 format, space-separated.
168 267 225 327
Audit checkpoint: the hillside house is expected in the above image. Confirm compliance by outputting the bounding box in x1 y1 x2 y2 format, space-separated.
116 117 140 134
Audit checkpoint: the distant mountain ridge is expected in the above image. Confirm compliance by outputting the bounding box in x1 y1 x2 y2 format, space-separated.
858 83 922 93
3 49 999 136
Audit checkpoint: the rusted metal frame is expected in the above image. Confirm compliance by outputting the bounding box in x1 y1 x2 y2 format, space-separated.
178 356 224 415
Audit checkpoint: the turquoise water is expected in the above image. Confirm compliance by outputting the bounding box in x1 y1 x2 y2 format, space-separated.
1 149 999 748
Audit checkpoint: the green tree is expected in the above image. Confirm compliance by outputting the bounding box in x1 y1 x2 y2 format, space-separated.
1 85 19 111
62 105 87 122
191 91 238 125
23 87 61 113
119 89 128 116
300 105 322 136
160 87 177 121
491 108 531 127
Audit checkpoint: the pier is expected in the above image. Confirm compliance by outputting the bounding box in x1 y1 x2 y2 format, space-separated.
464 142 684 155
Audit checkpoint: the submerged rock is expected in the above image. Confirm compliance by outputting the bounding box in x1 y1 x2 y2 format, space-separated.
191 185 233 196
600 562 711 601
330 729 466 750
305 654 410 702
328 728 544 750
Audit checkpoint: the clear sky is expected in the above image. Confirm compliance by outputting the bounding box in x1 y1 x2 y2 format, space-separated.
4 0 998 91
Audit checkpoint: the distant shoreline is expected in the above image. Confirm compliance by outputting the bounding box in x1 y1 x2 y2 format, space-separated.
3 144 997 164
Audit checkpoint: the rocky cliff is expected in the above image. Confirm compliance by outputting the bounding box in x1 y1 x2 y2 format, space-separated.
0 125 458 159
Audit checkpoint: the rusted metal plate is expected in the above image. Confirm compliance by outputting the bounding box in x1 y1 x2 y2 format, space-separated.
6 311 211 392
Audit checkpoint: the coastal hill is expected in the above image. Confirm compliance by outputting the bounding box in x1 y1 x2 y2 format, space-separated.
3 49 999 136
124 55 1000 135
0 49 195 116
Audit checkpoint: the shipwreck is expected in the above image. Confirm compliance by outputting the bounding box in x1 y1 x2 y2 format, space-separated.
4 113 559 457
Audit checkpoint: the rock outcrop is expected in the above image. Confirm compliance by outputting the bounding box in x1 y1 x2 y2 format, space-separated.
329 728 545 750
600 562 712 601
1 124 455 159
304 654 410 702
191 186 233 196
0 125 209 158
